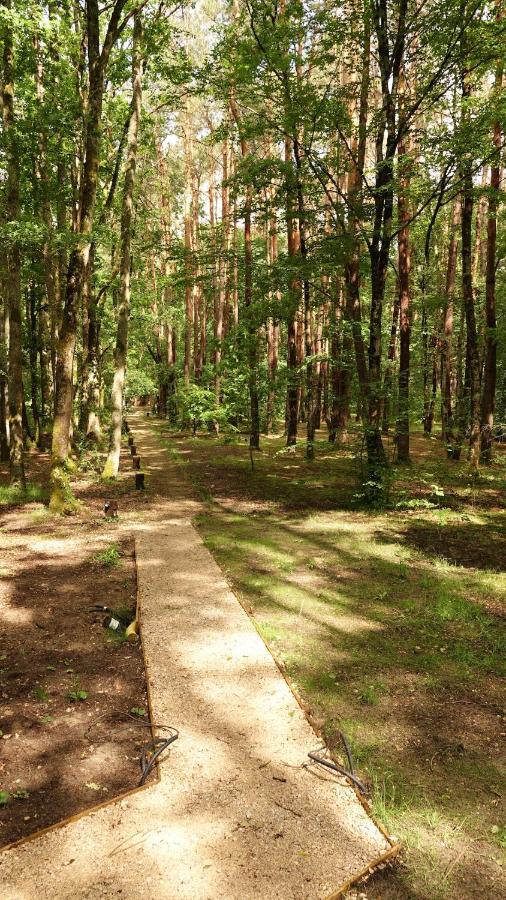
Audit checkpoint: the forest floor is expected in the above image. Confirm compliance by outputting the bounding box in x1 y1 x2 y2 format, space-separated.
157 423 506 900
0 413 393 900
0 443 148 847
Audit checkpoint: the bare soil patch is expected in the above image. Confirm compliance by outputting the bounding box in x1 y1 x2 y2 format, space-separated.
0 447 148 847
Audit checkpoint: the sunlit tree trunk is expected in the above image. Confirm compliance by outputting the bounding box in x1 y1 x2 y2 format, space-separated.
230 95 260 449
0 287 9 461
51 0 128 508
2 3 25 486
183 108 194 386
460 50 480 469
396 76 412 464
442 198 460 453
481 32 502 461
103 13 142 478
284 136 301 446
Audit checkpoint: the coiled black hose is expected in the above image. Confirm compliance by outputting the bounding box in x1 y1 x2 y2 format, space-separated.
308 730 368 796
139 729 179 786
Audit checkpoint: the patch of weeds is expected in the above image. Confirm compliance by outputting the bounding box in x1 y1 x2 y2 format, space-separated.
67 679 88 702
490 824 506 849
0 483 45 506
257 621 284 643
93 544 121 566
130 706 147 717
0 788 29 805
41 714 54 725
33 685 49 702
353 463 394 509
357 681 385 706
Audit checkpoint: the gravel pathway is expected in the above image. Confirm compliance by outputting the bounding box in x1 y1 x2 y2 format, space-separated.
0 414 395 899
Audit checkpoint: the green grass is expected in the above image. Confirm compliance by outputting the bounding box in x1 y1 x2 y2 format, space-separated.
0 483 45 506
93 544 121 566
164 427 506 899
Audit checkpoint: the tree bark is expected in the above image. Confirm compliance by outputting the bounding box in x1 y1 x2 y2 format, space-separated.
396 82 412 464
2 3 25 486
480 25 502 461
51 0 128 509
230 95 260 449
103 13 142 478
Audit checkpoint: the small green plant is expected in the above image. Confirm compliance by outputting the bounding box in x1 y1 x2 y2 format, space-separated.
41 714 54 725
67 687 88 701
0 788 29 805
93 544 121 566
130 706 147 717
33 684 49 702
358 684 383 705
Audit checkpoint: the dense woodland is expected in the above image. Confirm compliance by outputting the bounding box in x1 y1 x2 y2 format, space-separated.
0 0 504 509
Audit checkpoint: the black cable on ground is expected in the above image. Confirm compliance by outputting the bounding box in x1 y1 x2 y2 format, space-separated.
85 710 179 787
139 729 179 786
308 744 368 796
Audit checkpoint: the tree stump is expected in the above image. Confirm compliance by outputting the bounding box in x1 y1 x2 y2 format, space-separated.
135 472 145 489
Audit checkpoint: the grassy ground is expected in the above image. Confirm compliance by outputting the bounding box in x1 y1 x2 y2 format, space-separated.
158 423 505 900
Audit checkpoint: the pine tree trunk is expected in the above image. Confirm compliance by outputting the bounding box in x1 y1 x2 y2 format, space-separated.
396 107 412 463
51 0 105 509
441 198 460 453
480 40 502 461
2 6 25 486
103 13 142 478
230 96 260 449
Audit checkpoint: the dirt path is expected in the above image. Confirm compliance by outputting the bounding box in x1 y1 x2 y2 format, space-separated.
0 413 394 899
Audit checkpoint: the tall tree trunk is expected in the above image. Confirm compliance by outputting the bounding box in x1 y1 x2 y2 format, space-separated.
230 95 260 449
27 283 41 446
396 91 412 463
480 28 502 461
328 280 352 443
441 198 460 453
215 135 229 400
51 0 128 509
0 288 9 461
2 3 25 486
460 64 480 468
285 136 301 446
381 290 400 435
183 109 193 387
103 13 142 478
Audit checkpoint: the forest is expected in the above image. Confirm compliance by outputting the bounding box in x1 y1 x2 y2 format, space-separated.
0 1 505 899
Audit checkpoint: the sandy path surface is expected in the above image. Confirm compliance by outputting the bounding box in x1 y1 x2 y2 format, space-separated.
0 414 393 899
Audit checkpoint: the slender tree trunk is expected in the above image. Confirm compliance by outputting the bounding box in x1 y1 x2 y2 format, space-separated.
396 98 412 463
183 110 193 387
2 5 25 486
103 13 142 478
285 136 301 445
481 32 502 461
0 289 9 461
381 291 400 435
230 95 260 449
27 283 41 445
441 198 460 452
